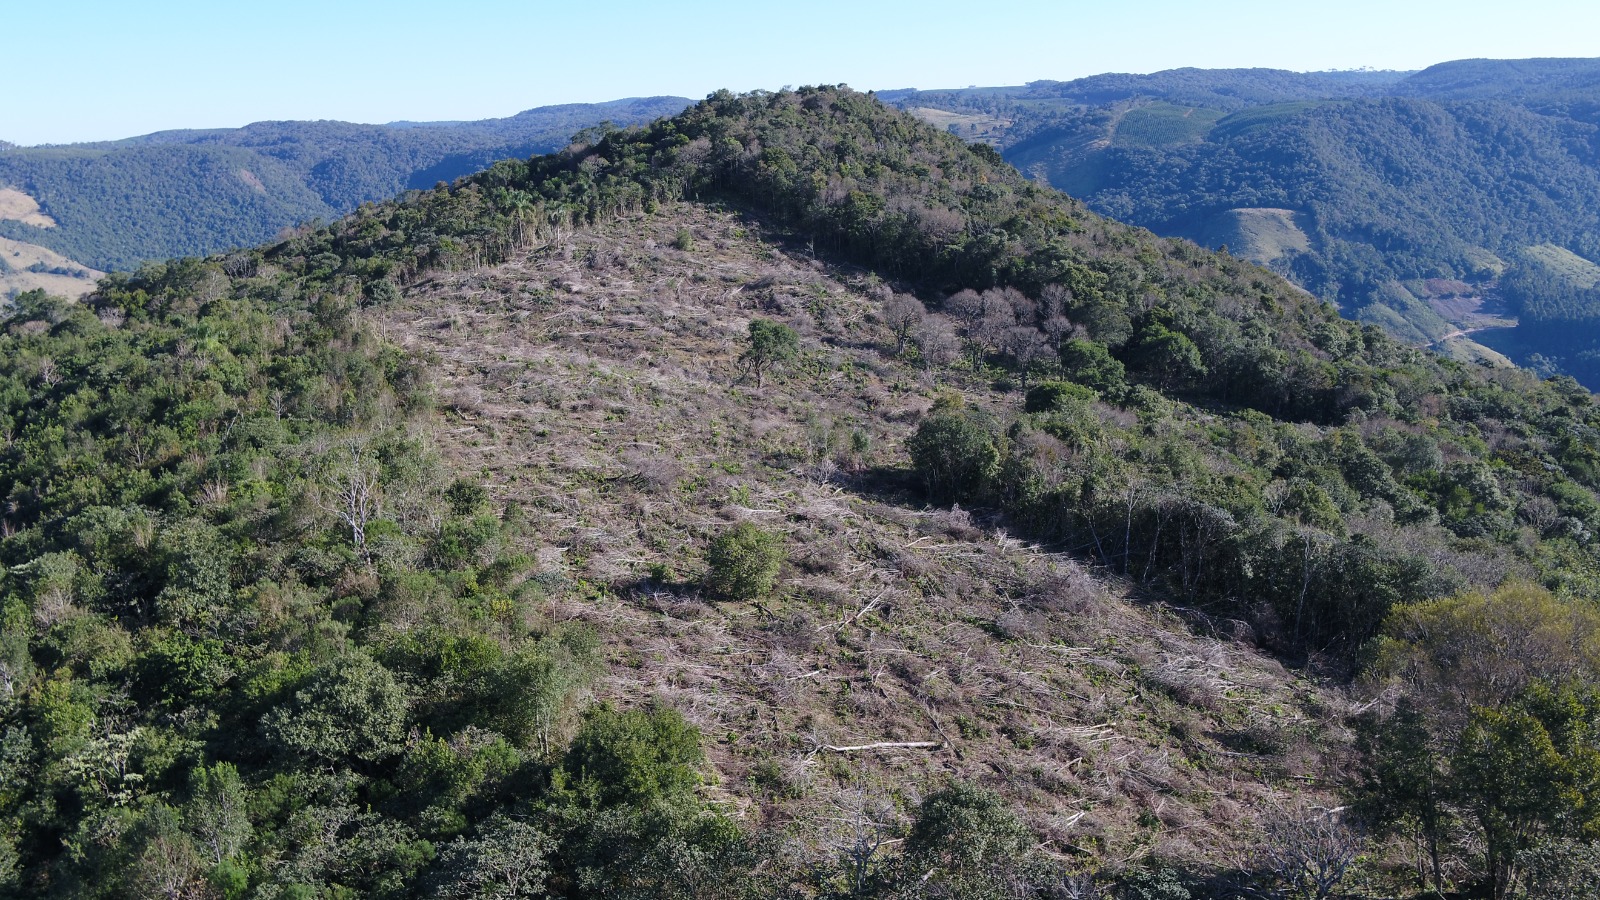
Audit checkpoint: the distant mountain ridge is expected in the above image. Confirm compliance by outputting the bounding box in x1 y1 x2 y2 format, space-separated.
885 57 1600 386
0 96 692 272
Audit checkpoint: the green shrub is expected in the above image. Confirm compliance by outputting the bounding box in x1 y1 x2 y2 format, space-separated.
741 319 799 387
907 408 1001 502
899 782 1034 899
560 704 704 808
1024 379 1098 413
1060 338 1126 391
703 522 784 600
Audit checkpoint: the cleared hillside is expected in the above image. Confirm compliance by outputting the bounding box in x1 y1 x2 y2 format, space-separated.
0 235 102 300
7 87 1600 898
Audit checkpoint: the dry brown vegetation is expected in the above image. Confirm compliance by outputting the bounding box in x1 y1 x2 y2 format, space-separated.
0 186 56 228
377 202 1352 868
0 235 102 300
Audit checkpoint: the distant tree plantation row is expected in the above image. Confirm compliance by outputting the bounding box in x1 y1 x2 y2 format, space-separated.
7 87 1600 897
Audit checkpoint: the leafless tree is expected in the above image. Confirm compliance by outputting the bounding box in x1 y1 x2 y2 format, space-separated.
834 788 900 898
883 293 926 355
36 357 60 387
1258 805 1364 900
1001 326 1053 387
322 447 381 560
914 317 961 372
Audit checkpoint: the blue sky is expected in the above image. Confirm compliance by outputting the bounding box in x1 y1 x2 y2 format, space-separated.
8 0 1599 144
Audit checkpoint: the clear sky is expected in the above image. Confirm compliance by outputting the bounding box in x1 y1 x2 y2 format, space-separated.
8 0 1599 145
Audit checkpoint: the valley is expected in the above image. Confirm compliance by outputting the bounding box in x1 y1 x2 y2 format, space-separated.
887 58 1600 388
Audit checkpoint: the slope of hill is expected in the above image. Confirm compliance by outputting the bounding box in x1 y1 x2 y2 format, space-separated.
0 235 103 300
0 97 691 272
6 87 1600 898
887 59 1600 387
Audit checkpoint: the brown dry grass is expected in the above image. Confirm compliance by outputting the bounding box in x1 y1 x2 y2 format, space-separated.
0 186 56 228
0 235 102 300
376 202 1353 868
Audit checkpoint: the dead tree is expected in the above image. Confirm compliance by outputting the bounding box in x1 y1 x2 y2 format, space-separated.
322 447 381 560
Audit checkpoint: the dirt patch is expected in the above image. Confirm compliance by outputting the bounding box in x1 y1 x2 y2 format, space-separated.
0 187 57 228
236 169 267 194
904 107 1010 143
1424 288 1515 331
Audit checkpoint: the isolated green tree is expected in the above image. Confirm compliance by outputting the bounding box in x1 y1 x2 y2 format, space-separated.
741 319 799 387
896 782 1033 899
704 523 784 600
907 408 1001 502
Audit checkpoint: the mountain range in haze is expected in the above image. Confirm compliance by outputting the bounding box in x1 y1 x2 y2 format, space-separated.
6 56 1600 388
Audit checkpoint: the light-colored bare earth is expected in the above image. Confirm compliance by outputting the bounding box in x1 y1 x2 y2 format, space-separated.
376 203 1350 862
0 236 103 300
1198 207 1311 266
236 169 268 194
1435 333 1515 367
0 186 57 228
904 107 1011 142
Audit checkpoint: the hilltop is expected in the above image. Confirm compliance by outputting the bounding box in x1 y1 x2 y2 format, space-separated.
6 87 1600 898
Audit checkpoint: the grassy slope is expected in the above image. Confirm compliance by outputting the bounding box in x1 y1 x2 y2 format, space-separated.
1525 242 1600 288
376 201 1350 864
0 235 102 300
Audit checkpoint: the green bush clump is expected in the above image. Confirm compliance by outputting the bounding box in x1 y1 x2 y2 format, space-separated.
703 522 784 600
1024 379 1098 413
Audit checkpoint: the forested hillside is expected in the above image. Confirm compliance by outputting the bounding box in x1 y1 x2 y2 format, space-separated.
887 58 1600 387
7 87 1600 898
0 97 690 273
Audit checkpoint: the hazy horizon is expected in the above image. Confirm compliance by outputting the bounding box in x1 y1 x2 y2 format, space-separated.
8 0 1600 145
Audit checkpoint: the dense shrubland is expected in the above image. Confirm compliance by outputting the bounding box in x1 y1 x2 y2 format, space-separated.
6 86 1600 897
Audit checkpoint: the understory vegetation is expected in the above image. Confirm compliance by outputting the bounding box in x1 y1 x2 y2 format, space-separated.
5 86 1600 898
